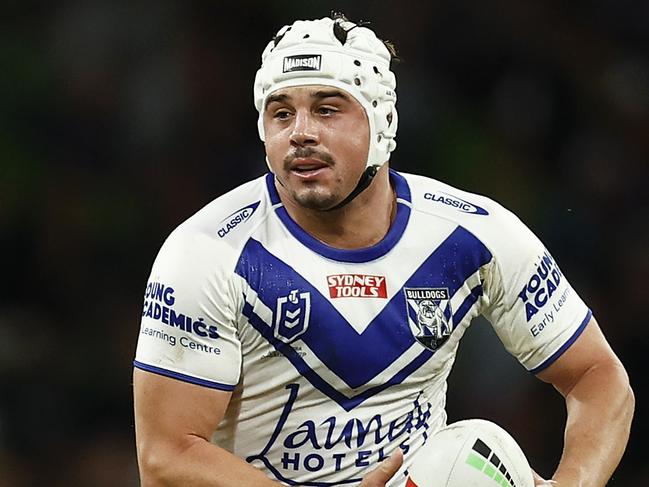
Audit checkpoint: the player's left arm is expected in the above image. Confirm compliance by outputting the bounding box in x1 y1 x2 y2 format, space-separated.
535 315 634 486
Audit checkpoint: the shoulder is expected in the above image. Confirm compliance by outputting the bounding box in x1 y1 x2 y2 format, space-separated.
153 174 273 278
400 171 535 255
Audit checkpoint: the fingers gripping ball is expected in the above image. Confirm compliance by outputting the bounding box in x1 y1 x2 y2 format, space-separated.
406 419 535 487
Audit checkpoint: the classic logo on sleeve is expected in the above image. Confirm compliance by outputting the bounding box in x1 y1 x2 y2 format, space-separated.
327 274 387 299
424 191 489 215
218 201 260 238
404 288 452 351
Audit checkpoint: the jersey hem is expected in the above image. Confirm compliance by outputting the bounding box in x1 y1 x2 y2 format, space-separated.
529 308 593 375
133 360 236 391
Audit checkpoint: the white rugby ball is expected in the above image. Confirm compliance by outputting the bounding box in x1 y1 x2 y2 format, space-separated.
406 419 534 487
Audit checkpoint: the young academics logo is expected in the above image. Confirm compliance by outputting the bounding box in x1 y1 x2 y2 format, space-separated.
282 54 322 73
423 192 489 215
518 250 571 338
404 288 453 351
142 281 220 342
217 201 260 238
327 274 387 299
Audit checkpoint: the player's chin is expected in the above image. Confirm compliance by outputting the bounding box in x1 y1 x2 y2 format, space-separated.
291 186 341 211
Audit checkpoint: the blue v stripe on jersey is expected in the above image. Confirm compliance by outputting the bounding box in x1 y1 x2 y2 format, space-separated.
241 300 433 412
238 237 412 389
235 225 492 403
453 284 484 325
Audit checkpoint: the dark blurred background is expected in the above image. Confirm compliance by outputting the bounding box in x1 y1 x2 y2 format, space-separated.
1 1 647 485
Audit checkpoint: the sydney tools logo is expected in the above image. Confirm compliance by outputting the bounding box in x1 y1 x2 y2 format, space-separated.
327 274 387 299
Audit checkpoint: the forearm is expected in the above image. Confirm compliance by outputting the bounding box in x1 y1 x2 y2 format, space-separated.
139 435 279 487
552 360 634 486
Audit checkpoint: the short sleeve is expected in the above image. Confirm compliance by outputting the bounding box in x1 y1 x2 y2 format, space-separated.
481 210 591 373
134 228 242 390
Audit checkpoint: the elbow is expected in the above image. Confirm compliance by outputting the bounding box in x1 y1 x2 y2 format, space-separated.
137 434 206 486
607 360 636 436
609 360 635 427
615 360 635 419
138 447 171 487
137 439 182 487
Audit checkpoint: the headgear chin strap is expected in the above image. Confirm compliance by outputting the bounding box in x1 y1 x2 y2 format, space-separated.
254 16 398 210
325 165 378 211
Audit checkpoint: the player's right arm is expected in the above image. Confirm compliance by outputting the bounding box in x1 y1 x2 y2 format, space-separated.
134 369 279 486
133 220 276 485
134 369 403 486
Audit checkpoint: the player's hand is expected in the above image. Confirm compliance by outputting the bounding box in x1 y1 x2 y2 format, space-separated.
359 449 403 486
532 469 557 486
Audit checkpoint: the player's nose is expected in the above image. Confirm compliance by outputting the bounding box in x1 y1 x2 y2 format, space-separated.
289 109 319 147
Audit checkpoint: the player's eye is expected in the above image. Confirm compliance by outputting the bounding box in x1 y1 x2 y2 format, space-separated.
317 106 338 116
273 109 292 120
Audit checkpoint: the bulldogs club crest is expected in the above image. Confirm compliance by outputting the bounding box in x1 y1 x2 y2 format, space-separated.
404 287 453 351
275 289 311 344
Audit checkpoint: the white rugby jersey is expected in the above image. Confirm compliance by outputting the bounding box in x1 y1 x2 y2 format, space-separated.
134 170 591 486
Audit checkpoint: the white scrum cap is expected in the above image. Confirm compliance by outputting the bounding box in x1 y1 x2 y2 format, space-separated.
253 16 398 171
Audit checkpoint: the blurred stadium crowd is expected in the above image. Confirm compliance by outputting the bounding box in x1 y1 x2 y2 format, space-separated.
1 1 647 485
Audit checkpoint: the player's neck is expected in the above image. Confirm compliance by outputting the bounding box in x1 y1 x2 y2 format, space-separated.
279 165 396 250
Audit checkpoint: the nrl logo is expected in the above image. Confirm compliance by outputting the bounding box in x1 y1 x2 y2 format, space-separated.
404 287 453 351
275 289 311 344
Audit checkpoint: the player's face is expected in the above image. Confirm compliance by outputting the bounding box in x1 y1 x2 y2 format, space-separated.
263 85 370 211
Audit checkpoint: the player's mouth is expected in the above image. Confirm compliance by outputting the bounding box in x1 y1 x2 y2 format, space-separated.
289 158 331 179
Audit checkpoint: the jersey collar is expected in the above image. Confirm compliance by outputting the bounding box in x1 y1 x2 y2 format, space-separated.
265 169 411 263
